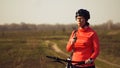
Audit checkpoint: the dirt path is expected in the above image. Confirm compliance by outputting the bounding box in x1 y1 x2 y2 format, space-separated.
45 40 120 68
45 40 69 56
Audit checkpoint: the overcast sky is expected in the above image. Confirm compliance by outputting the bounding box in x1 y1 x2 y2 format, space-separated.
0 0 120 25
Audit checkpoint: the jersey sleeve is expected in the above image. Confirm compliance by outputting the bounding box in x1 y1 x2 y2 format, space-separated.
90 32 100 60
66 31 74 52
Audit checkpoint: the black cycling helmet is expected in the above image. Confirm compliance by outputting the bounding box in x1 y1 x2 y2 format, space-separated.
75 9 90 21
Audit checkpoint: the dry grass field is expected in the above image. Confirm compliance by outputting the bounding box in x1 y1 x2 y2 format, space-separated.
0 23 120 68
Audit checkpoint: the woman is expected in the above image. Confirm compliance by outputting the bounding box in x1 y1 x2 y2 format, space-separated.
66 9 100 68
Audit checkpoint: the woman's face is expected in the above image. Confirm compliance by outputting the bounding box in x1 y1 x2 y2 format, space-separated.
76 16 86 28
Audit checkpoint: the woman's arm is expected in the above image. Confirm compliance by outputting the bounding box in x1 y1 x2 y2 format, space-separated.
90 32 100 60
66 31 75 52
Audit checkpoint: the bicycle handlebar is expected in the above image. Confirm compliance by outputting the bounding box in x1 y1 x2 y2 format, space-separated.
46 56 85 65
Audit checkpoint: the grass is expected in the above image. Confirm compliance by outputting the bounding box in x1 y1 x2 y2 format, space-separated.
0 31 66 68
98 30 120 65
0 29 120 68
95 59 120 68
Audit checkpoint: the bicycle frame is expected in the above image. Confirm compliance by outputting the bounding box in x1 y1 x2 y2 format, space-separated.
46 56 85 68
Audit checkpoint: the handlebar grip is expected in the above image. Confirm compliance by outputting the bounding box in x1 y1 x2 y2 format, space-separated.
46 56 55 59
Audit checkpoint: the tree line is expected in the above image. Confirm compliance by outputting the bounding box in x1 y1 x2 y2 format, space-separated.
0 21 120 32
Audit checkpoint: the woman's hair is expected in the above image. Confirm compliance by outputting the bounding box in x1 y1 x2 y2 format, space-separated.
86 22 89 26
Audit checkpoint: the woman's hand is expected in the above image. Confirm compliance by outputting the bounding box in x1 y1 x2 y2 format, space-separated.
85 58 94 64
70 38 76 45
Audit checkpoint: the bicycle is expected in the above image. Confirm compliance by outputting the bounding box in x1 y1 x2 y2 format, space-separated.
46 56 85 68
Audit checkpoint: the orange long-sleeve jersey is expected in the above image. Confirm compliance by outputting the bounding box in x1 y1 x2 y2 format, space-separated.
66 27 100 66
